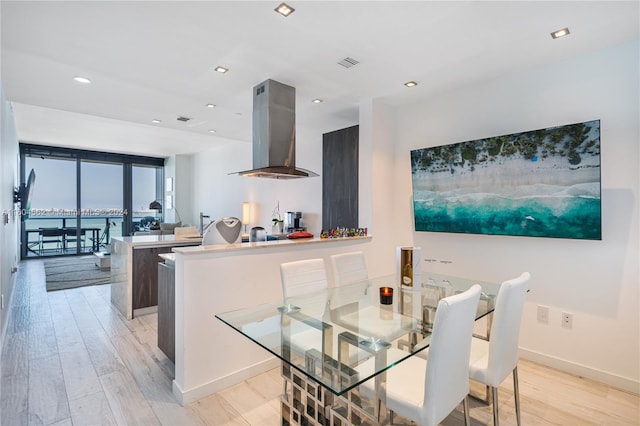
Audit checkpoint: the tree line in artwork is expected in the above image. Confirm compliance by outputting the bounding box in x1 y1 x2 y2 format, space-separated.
411 120 600 173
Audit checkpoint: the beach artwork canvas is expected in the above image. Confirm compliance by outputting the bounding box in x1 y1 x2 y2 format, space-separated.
410 120 601 240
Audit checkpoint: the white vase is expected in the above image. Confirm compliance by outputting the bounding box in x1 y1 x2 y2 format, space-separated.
272 221 284 234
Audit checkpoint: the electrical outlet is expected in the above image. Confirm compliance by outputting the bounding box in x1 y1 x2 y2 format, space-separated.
537 305 549 324
562 312 573 329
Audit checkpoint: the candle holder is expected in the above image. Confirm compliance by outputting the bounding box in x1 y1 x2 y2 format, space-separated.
379 286 394 305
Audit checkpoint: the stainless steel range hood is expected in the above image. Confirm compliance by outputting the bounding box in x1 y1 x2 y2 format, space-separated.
236 79 318 179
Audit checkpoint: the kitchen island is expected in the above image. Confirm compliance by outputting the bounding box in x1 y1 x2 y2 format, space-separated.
110 235 202 319
170 235 373 405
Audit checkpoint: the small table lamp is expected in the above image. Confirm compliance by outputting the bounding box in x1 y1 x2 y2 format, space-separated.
242 202 250 238
148 200 163 230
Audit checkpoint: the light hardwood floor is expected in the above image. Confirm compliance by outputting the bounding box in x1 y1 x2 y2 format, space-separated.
1 259 638 425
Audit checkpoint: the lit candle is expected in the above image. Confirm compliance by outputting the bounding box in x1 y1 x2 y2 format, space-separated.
379 286 394 305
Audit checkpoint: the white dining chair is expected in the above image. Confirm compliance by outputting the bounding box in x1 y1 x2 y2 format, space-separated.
330 251 368 286
279 259 330 391
359 284 482 426
280 258 329 299
469 272 531 426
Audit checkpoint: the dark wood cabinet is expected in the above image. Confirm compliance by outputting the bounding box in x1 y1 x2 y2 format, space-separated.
157 261 175 363
322 125 359 230
131 246 175 310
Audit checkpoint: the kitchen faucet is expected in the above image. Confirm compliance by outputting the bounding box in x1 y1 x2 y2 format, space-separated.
199 212 210 235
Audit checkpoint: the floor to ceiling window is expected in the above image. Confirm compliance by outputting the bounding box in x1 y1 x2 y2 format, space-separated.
20 144 164 259
132 165 163 233
22 155 77 257
81 160 124 253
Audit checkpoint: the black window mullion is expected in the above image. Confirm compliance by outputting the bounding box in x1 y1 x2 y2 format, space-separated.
76 157 81 255
122 163 133 237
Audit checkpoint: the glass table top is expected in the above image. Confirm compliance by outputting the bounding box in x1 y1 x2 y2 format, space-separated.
215 272 500 396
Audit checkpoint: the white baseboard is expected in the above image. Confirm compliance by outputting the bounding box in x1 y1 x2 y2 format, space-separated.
172 357 280 406
520 348 639 395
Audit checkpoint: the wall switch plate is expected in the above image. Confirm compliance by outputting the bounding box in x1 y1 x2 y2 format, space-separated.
562 312 573 329
537 305 549 324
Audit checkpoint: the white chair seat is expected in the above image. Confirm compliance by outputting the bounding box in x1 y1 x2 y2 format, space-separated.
359 347 426 412
468 337 491 383
287 327 325 356
338 306 417 342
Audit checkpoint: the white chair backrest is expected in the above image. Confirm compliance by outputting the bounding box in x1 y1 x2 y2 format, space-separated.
486 272 530 385
280 259 329 299
423 284 481 426
330 251 368 286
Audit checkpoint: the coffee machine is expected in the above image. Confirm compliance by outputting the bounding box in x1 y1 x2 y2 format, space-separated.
286 211 304 233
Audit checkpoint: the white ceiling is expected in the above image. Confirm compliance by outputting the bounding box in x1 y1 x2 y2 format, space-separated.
2 1 638 157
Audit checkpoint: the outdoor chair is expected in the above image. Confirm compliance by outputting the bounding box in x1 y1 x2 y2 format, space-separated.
64 228 86 251
39 228 64 254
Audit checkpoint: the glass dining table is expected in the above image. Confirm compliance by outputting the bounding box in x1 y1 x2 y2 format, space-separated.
215 272 501 426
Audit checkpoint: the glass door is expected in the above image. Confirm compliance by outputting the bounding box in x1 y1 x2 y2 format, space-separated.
80 160 124 253
22 155 77 258
132 165 163 234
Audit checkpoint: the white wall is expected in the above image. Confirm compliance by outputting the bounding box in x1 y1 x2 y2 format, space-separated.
187 126 328 235
392 40 639 392
164 154 192 225
0 85 20 346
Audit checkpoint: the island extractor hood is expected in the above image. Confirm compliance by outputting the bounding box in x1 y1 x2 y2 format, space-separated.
235 79 318 179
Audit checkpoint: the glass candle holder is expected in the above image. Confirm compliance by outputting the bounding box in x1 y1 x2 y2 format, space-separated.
379 286 394 305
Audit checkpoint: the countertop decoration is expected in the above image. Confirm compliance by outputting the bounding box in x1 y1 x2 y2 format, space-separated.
320 227 368 239
271 201 284 234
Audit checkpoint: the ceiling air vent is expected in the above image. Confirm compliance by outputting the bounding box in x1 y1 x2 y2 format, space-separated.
177 116 191 122
338 57 360 69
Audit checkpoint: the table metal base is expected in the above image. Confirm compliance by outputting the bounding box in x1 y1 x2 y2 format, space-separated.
280 363 382 426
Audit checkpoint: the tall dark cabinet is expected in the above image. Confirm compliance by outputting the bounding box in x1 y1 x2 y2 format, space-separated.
157 261 175 363
322 125 359 230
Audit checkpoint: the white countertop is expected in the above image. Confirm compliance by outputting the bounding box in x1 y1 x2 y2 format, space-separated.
172 235 371 256
111 234 203 248
159 253 176 263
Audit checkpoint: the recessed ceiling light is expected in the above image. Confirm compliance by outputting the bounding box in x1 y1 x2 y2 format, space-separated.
404 81 418 88
208 129 217 133
275 2 295 17
214 66 228 73
73 76 91 84
151 119 161 124
312 99 323 104
206 103 216 108
551 27 570 39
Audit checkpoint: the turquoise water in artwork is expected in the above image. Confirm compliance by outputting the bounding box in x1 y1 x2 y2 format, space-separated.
410 119 602 240
413 186 601 240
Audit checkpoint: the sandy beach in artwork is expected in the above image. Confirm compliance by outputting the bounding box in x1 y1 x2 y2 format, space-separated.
412 154 600 196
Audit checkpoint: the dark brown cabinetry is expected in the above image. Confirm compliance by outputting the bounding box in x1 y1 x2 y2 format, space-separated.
132 246 175 310
322 125 359 230
157 261 175 363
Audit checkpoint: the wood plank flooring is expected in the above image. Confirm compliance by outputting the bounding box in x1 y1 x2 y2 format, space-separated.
1 259 638 425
